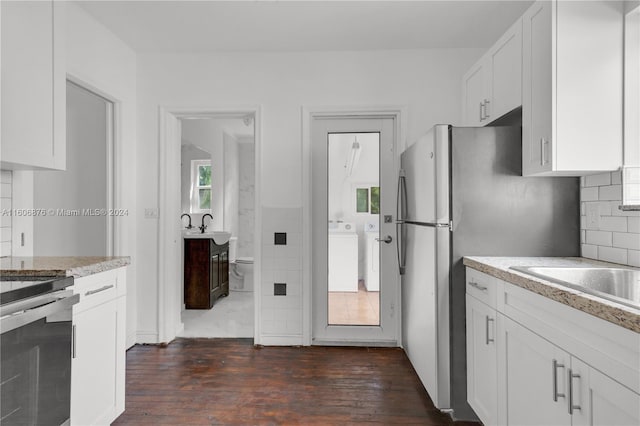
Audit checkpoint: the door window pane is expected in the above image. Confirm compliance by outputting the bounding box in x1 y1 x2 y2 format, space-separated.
356 188 369 213
370 186 380 214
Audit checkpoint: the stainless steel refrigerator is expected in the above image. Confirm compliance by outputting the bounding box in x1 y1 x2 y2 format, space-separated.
398 125 579 420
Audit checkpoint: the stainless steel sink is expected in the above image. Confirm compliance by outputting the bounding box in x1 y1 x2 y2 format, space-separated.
510 266 640 310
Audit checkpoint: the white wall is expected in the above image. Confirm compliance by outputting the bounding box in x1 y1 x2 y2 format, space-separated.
238 140 255 258
224 132 240 239
34 83 108 256
136 48 481 343
65 3 138 347
0 171 12 256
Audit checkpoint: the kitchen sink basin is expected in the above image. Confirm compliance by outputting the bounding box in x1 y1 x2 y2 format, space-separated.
183 230 231 245
510 266 640 310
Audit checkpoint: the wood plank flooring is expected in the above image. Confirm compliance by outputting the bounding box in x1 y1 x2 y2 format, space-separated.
113 338 479 425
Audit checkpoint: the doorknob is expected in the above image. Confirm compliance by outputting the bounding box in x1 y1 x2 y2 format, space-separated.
376 235 393 244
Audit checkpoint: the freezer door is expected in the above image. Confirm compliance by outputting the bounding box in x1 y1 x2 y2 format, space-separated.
399 124 450 224
401 223 451 410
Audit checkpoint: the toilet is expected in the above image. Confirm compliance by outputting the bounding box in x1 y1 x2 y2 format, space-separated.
229 237 254 292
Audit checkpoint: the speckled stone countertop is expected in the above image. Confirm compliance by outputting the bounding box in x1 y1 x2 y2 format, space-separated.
0 256 130 278
463 256 640 333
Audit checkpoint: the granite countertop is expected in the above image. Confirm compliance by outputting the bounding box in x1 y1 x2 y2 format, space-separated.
0 256 130 278
463 256 640 333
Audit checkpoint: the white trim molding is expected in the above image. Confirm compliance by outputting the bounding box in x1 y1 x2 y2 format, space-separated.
300 105 408 346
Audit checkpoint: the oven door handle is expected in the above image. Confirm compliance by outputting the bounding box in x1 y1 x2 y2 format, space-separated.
0 293 80 334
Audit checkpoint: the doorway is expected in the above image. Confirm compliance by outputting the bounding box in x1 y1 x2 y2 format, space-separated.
157 107 262 344
177 117 256 338
33 81 114 256
310 115 399 345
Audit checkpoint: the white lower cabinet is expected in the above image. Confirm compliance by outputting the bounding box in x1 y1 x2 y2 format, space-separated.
71 267 126 426
499 314 572 426
466 267 640 426
466 295 497 426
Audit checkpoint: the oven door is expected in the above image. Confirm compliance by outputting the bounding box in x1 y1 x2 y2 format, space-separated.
1 291 79 426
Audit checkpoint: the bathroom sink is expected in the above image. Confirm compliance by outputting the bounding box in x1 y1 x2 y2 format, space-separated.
183 230 231 245
511 266 640 310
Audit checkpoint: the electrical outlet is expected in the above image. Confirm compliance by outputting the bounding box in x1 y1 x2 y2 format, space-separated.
586 203 600 229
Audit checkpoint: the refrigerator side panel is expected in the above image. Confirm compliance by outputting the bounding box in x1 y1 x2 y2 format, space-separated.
401 128 436 223
401 223 450 410
448 126 580 420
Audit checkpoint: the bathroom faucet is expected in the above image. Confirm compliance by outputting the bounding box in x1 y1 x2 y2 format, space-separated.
199 214 213 233
181 213 193 229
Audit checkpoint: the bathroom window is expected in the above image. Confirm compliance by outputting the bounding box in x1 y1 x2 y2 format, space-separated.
354 185 380 214
191 160 212 213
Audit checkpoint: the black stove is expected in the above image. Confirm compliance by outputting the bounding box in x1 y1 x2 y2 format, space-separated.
0 275 74 306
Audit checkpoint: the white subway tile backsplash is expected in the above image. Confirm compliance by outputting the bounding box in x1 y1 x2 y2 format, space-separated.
599 216 627 232
598 185 622 201
580 187 599 201
585 173 611 187
597 246 628 265
611 170 622 185
579 170 637 268
612 232 640 250
585 230 612 246
581 244 598 259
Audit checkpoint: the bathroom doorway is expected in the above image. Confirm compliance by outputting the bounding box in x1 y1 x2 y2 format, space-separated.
176 116 256 338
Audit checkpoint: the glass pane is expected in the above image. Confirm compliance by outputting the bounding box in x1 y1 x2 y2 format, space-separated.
370 186 380 214
199 189 211 209
327 132 380 326
356 188 369 213
198 165 211 186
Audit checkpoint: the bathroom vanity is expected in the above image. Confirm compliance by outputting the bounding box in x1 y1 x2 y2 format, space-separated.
184 238 229 309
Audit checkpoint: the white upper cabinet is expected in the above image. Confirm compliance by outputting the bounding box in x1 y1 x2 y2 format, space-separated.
522 0 624 176
1 0 66 170
462 18 522 126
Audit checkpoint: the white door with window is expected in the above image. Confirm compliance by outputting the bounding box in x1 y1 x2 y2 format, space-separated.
311 116 399 345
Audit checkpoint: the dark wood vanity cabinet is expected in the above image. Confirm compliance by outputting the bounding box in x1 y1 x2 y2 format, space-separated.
184 239 229 309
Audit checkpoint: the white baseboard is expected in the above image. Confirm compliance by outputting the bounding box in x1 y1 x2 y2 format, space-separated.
136 331 159 344
259 334 303 346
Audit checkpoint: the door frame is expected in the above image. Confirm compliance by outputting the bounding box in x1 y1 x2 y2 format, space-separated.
157 105 262 344
301 106 407 346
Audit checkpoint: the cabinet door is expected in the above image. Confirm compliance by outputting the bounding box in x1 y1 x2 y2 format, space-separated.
500 314 571 426
466 295 497 425
210 253 220 300
571 358 640 426
71 299 117 426
488 18 522 121
462 59 488 126
1 0 65 170
522 0 553 175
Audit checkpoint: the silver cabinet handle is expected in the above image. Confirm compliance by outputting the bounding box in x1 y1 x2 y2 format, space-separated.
540 138 550 166
468 281 487 291
376 235 393 244
72 324 77 359
568 369 581 414
85 284 114 296
484 99 490 119
485 316 495 345
552 359 565 401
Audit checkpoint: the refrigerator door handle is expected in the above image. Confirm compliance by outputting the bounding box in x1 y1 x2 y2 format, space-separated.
397 171 407 275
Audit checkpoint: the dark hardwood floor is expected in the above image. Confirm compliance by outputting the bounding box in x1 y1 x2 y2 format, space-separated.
113 338 479 425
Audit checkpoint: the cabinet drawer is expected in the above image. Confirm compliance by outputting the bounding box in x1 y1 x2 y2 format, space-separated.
466 268 497 308
72 268 121 313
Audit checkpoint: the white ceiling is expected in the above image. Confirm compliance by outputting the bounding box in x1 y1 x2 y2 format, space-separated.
76 1 534 53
